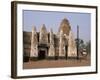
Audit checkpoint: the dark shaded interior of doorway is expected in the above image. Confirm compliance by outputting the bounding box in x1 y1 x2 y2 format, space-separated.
38 50 46 60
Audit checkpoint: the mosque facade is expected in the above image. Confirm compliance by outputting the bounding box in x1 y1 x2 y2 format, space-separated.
28 18 77 60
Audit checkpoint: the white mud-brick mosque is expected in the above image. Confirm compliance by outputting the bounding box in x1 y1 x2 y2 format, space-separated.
26 18 77 60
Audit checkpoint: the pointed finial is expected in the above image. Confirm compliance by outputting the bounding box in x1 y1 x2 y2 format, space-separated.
32 26 36 32
40 24 47 32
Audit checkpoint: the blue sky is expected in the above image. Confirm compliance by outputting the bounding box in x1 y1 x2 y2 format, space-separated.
23 10 91 42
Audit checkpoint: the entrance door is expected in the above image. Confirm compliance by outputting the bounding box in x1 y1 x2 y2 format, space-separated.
38 50 46 60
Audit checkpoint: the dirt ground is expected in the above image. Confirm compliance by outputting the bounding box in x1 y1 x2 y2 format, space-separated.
23 55 90 69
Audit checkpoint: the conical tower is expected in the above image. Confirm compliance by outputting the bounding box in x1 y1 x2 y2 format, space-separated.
39 24 48 44
30 26 38 59
59 30 66 58
48 28 55 58
58 18 72 59
68 30 77 57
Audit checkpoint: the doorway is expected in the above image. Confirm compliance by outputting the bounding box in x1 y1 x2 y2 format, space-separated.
38 50 46 60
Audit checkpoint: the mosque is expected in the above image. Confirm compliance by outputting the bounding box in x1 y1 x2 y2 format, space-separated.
23 18 77 61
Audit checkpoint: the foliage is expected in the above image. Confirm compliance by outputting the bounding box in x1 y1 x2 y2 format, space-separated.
75 39 91 54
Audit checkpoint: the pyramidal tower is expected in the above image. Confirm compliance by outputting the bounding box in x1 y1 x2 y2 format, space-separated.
39 24 48 44
59 30 66 58
58 18 77 58
68 30 77 57
30 26 38 59
48 29 55 58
